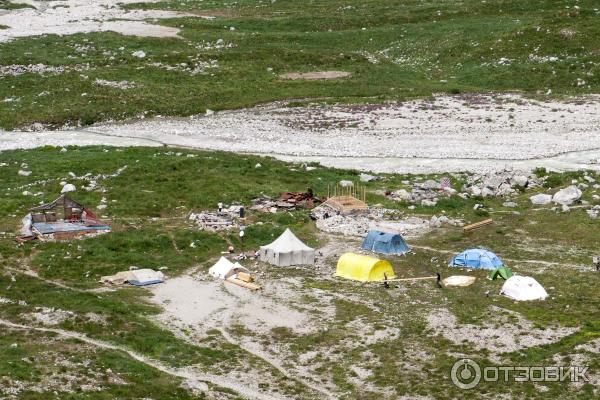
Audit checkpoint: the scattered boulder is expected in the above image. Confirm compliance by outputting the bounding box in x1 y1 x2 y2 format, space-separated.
421 199 437 207
132 50 146 58
359 173 380 182
61 183 76 193
419 180 441 190
503 201 518 208
510 175 529 187
530 193 552 205
552 186 582 206
389 189 412 202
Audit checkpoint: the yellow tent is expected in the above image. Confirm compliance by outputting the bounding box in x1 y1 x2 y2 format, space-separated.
335 253 396 282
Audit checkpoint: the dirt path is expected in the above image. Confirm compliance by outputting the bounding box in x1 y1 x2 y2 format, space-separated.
0 318 284 400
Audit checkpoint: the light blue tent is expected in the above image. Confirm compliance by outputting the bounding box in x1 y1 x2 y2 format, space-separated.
449 248 503 270
361 230 410 255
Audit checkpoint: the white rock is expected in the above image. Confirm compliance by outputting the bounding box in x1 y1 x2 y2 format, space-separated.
255 163 262 168
61 183 76 193
421 199 437 207
587 209 598 219
97 204 107 210
584 175 596 183
360 173 379 182
503 201 518 208
481 187 495 198
552 185 582 206
18 170 31 176
561 204 570 212
530 193 552 205
468 186 482 196
390 189 412 201
132 50 146 58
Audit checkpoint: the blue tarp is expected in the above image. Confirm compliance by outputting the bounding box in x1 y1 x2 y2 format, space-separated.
361 230 410 255
449 248 503 270
32 222 110 235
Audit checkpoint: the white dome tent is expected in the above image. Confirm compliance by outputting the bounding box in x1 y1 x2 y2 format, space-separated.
259 228 315 266
501 275 548 301
209 257 250 280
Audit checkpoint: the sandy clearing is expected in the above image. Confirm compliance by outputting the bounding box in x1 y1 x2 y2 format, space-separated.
2 94 600 174
0 0 204 42
279 71 352 80
150 276 316 336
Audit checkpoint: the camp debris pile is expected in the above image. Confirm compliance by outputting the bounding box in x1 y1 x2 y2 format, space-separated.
188 205 244 231
18 195 110 242
250 190 321 213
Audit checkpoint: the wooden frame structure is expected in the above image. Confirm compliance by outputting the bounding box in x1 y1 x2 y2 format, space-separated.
323 182 369 214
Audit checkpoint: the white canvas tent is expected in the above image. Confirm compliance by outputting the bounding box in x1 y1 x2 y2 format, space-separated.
259 228 315 266
501 275 548 301
209 257 250 279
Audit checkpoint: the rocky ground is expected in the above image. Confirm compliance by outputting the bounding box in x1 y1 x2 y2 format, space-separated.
2 94 600 174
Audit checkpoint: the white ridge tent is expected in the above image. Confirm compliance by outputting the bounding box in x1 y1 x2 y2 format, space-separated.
259 228 315 266
209 257 250 279
501 275 548 301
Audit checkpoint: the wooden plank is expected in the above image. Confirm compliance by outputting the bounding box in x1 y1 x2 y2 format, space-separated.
463 218 493 232
226 277 261 291
385 275 439 282
236 272 253 283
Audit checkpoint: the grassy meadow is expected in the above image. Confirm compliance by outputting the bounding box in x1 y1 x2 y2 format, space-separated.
0 0 599 129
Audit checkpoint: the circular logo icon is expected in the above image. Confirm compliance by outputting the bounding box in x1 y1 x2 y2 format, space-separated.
451 358 481 389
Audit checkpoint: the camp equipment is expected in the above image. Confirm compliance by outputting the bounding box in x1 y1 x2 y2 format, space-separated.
463 219 493 232
449 248 503 270
501 275 547 301
488 266 513 281
100 269 164 286
361 230 410 255
335 253 396 282
259 228 315 266
442 275 476 287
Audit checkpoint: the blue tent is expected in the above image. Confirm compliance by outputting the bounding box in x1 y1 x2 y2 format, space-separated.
361 230 410 255
449 248 503 270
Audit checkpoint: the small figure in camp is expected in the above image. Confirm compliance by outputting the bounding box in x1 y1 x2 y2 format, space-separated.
228 245 235 254
383 272 390 289
218 202 223 213
239 206 245 218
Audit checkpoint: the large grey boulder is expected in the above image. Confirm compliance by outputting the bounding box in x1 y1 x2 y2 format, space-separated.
530 193 552 205
510 175 529 187
360 173 380 182
552 186 582 206
390 189 412 202
420 179 442 190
